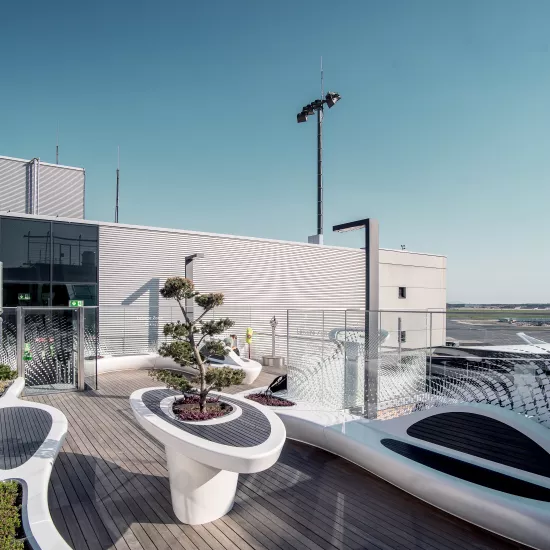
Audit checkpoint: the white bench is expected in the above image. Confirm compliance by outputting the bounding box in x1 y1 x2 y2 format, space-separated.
0 378 70 550
239 386 550 550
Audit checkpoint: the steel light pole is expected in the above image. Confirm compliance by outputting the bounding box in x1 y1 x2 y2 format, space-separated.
185 253 205 321
298 91 341 245
333 218 379 419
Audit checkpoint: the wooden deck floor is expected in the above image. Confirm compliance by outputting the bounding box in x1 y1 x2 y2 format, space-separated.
28 370 525 550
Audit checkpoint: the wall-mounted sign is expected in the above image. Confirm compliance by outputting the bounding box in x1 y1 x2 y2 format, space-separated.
69 300 84 307
23 343 32 361
18 293 31 301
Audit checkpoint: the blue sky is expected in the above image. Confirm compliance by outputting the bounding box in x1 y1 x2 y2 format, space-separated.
1 0 549 303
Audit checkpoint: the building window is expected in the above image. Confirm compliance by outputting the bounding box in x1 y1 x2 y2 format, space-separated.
2 282 51 307
52 222 98 283
51 284 97 307
0 216 98 307
399 330 407 343
0 218 51 281
398 287 407 299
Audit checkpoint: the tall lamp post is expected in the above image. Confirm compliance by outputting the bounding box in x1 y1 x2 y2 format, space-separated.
185 253 204 321
333 219 379 419
297 91 341 245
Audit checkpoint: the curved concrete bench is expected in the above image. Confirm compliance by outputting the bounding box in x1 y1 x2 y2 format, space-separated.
98 351 262 384
0 377 70 550
130 387 285 525
239 388 550 550
208 350 262 384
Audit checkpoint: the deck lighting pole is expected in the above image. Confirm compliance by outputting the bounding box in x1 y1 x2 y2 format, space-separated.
297 91 341 245
333 219 379 419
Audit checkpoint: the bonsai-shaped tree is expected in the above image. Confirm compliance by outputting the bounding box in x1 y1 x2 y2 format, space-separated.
151 277 245 413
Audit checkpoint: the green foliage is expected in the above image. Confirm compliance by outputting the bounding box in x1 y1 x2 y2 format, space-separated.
149 370 193 394
159 340 195 366
155 277 246 412
0 366 16 382
201 318 235 337
204 367 246 390
200 340 228 359
195 293 224 310
159 277 197 302
0 481 24 550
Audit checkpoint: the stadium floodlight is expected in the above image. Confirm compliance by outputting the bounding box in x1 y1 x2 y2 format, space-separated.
325 91 341 108
296 89 341 243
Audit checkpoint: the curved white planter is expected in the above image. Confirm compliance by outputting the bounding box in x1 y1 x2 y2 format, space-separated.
98 351 262 384
207 350 262 385
237 387 550 550
130 387 286 525
0 377 70 550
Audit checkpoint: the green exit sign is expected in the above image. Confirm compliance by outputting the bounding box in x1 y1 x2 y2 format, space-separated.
18 293 31 301
69 300 84 307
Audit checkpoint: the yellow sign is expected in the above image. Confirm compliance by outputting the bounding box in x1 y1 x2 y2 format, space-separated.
246 328 254 344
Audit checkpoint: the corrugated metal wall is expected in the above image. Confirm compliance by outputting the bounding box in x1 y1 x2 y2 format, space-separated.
38 164 85 218
98 224 366 358
0 157 27 213
0 157 84 219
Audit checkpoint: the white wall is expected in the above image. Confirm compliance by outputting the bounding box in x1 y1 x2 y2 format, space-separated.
96 222 446 356
0 156 84 219
379 249 447 348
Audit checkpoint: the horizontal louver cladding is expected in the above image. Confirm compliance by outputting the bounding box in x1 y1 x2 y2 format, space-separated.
0 157 84 219
98 225 366 357
38 165 84 219
99 225 366 308
0 158 27 213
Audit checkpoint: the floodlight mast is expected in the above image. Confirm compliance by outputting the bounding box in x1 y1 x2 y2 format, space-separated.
297 91 341 244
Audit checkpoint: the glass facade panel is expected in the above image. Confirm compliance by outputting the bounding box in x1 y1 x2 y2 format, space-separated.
51 284 97 307
1 218 51 281
0 216 99 307
52 222 98 283
3 282 51 307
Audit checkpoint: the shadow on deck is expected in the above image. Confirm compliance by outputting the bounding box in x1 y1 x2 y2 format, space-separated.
28 370 525 550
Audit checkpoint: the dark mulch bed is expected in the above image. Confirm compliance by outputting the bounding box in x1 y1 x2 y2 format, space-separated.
245 393 296 407
172 394 233 421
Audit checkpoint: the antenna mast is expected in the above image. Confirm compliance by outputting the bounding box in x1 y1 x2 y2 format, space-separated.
321 55 324 97
115 146 120 223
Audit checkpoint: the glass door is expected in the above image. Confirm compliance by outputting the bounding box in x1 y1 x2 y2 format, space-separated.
22 307 79 394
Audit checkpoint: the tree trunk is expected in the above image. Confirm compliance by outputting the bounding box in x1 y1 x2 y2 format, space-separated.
193 344 207 412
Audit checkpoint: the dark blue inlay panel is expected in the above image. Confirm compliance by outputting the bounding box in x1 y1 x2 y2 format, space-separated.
141 389 271 448
0 407 52 469
407 412 550 478
382 438 550 502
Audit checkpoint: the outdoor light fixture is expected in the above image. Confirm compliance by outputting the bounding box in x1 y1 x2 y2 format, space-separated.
333 218 379 419
333 219 369 233
185 253 205 261
325 91 341 108
185 253 205 321
297 86 342 244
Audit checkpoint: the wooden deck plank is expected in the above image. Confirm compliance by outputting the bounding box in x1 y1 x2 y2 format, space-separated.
24 369 526 550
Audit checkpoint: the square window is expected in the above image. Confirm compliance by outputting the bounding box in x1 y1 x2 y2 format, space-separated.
398 287 407 299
